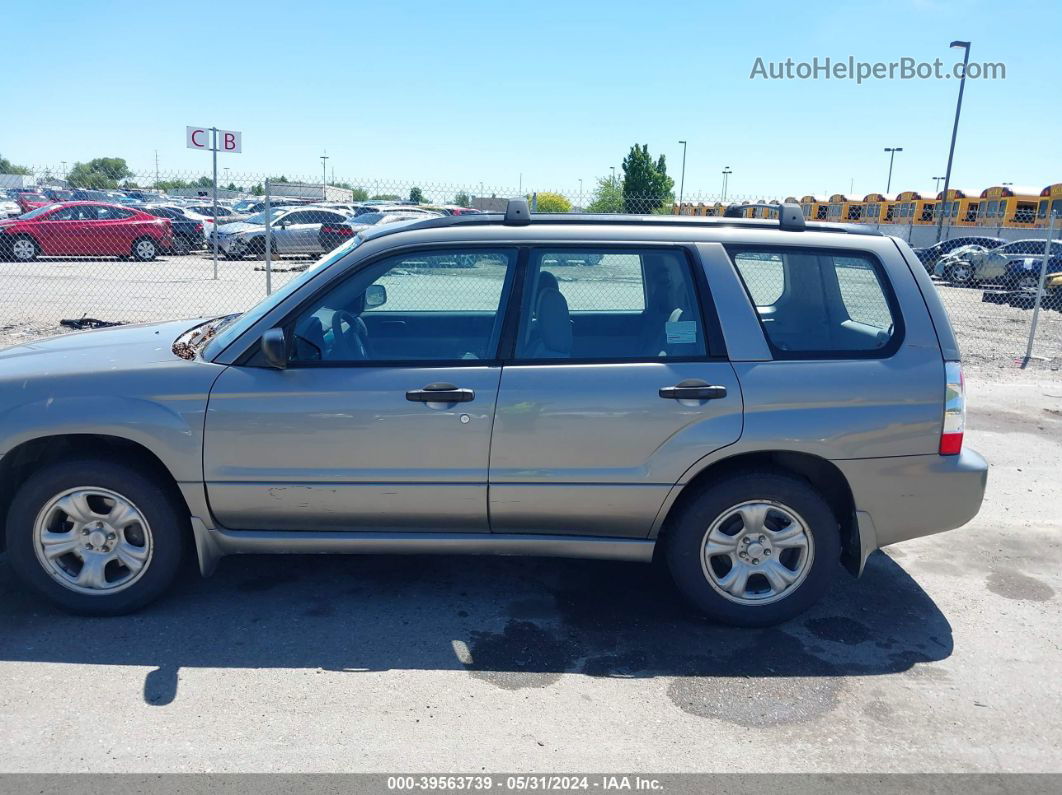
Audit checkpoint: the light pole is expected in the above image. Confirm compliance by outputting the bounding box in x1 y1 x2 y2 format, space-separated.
933 176 945 193
936 40 971 242
578 178 583 197
721 167 732 201
883 147 902 193
610 166 616 187
320 153 329 200
677 140 687 206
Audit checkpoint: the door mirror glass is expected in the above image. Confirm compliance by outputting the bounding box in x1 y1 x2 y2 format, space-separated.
364 284 387 308
260 327 288 369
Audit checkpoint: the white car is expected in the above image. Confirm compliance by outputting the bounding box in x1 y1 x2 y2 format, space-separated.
213 206 349 258
0 199 21 218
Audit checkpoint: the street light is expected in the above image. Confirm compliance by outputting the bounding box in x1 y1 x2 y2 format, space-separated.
721 167 732 201
320 153 329 200
677 140 687 206
883 147 902 193
936 40 971 242
933 176 945 193
610 166 616 187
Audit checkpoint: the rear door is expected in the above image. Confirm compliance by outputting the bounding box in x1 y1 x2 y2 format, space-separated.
488 246 743 538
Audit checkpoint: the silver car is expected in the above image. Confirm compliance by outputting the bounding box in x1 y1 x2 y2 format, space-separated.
214 206 349 258
0 201 987 625
968 238 1062 284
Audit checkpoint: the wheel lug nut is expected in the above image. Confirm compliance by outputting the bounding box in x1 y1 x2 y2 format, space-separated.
107 533 115 540
765 549 771 556
81 529 89 535
759 535 766 543
752 558 759 564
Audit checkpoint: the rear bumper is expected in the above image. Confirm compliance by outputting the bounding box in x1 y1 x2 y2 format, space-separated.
834 447 988 550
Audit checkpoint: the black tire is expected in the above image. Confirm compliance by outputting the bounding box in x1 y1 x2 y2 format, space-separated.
944 262 974 286
5 458 186 615
665 470 840 627
247 237 276 260
9 234 39 262
131 236 158 262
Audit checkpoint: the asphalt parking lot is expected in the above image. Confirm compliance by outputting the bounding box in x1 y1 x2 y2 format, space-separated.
0 377 1058 773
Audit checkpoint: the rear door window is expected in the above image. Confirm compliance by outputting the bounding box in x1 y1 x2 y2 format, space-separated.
513 248 709 361
729 247 901 357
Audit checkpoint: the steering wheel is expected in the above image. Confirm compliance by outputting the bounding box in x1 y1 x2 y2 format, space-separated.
331 310 368 360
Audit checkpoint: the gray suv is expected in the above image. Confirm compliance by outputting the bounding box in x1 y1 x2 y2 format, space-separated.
0 201 987 626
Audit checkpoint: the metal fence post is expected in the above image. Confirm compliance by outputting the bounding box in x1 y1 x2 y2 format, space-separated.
1024 212 1057 362
211 126 219 281
264 179 272 296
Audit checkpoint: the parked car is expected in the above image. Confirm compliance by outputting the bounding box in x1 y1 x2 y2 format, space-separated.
140 205 206 254
13 191 51 214
0 198 21 218
318 210 443 252
934 244 997 284
967 239 1062 285
214 206 350 258
229 198 307 215
0 200 986 624
1001 254 1062 291
912 236 1003 272
185 204 248 225
0 201 172 261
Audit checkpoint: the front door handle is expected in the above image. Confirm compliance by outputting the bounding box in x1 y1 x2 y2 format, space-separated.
659 379 727 400
406 382 475 403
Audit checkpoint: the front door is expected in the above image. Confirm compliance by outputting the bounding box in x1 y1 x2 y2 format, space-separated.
203 246 518 532
488 246 743 538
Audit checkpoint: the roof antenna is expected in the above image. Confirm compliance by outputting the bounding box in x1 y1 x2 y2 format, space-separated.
504 197 531 226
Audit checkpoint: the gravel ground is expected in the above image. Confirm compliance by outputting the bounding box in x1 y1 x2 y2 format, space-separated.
0 378 1058 773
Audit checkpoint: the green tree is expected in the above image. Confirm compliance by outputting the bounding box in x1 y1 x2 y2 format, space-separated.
533 191 572 213
453 191 471 207
66 157 133 189
371 193 401 201
409 186 425 203
250 184 264 196
350 187 369 201
621 144 674 214
585 176 624 213
0 154 31 175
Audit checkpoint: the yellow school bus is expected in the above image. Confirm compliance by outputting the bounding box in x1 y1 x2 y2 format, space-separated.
800 195 829 221
935 189 981 227
752 200 781 219
976 186 1039 227
861 193 896 224
826 194 863 222
1037 183 1062 227
893 191 937 225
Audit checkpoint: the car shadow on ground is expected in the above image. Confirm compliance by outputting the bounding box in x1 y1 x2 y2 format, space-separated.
0 550 952 707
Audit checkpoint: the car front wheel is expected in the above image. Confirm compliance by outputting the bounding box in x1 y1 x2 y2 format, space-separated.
5 458 186 615
665 471 840 627
10 235 39 262
944 262 975 286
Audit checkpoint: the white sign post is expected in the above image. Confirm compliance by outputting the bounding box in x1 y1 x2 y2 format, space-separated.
187 126 242 279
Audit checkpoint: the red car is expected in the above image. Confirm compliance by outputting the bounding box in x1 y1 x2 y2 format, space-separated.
0 202 172 262
13 191 51 213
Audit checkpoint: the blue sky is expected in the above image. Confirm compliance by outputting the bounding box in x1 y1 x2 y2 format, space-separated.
1 0 1058 200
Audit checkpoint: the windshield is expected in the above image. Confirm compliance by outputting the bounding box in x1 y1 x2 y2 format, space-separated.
202 237 362 360
242 208 285 225
18 205 55 220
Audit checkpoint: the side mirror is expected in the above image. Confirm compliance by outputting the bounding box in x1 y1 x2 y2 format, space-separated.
365 284 387 308
260 327 288 369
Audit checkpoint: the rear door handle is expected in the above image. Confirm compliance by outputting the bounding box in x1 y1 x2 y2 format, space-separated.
659 380 727 400
406 382 475 403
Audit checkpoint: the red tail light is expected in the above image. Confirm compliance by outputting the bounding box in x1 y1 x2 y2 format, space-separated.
195 222 204 232
940 361 965 455
324 224 353 237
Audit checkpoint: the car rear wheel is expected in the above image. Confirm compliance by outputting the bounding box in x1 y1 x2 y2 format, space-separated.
132 237 158 262
665 471 840 627
5 459 186 615
10 235 39 262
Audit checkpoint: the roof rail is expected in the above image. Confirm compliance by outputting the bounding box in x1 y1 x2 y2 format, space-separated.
723 201 806 231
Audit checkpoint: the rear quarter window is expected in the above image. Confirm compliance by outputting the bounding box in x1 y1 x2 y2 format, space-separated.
728 246 902 358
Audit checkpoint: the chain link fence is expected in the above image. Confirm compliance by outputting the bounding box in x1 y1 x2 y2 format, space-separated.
1 166 1059 373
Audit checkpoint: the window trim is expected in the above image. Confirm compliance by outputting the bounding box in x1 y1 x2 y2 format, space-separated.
247 243 521 369
505 244 725 366
725 243 906 361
